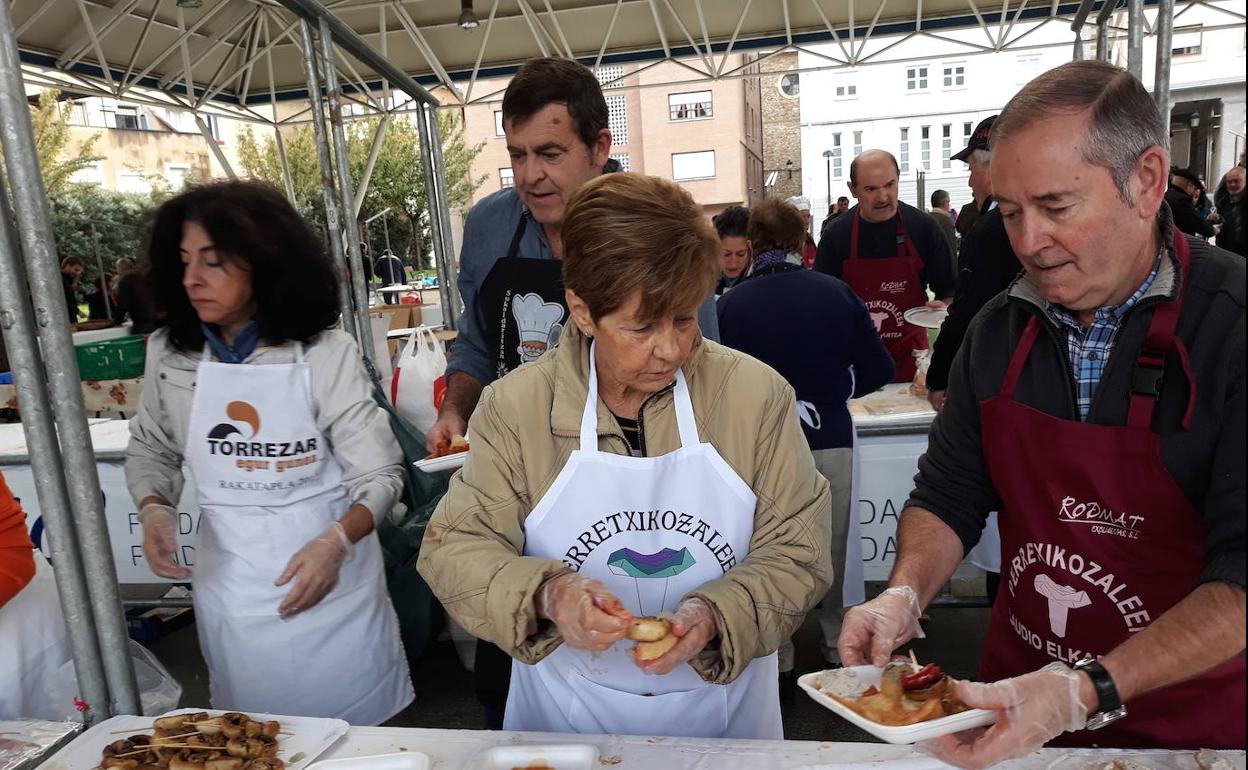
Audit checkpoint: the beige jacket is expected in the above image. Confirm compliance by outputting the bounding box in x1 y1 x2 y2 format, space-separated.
125 328 404 521
417 325 833 684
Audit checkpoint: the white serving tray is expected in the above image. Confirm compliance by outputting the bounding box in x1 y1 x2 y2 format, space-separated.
37 708 348 770
413 450 466 473
799 666 997 745
308 751 431 770
903 306 949 329
475 743 599 770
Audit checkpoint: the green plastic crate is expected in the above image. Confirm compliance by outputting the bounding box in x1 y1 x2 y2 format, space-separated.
75 335 147 381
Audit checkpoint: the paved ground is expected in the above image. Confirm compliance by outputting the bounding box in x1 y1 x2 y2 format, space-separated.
147 604 991 740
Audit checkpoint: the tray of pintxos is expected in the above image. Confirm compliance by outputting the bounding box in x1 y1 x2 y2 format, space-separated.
798 654 997 744
37 709 347 770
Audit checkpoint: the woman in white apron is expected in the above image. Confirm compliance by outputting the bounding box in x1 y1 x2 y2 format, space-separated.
126 181 412 724
418 174 834 738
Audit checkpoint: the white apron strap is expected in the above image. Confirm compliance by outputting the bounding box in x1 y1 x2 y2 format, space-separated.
201 343 212 362
579 340 700 451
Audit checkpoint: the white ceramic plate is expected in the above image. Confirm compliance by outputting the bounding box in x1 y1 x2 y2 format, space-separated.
903 306 949 329
308 751 431 770
413 450 466 473
476 743 599 770
799 666 997 745
38 708 348 770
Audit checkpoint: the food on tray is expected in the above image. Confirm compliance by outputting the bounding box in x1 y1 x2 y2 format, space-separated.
821 657 969 726
1195 750 1235 770
95 712 285 770
627 616 678 660
426 434 469 460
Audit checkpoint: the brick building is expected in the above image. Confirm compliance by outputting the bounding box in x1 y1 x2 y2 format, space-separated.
759 51 803 204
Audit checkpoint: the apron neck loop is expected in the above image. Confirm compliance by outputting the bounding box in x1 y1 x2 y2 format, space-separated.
1127 230 1195 431
294 341 306 364
580 341 700 451
201 343 212 362
1000 317 1042 399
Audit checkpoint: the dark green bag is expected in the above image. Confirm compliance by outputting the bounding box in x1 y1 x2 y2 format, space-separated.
364 357 453 660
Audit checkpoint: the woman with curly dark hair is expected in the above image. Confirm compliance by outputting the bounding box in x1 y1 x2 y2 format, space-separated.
125 180 413 723
712 205 751 295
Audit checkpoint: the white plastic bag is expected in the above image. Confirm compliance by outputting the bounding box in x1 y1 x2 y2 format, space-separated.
390 326 446 434
43 639 182 718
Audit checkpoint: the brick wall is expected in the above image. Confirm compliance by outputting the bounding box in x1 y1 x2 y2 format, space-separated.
760 52 804 203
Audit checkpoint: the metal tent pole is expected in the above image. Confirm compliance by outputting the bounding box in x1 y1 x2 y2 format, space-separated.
89 223 113 321
1153 0 1174 118
0 0 141 718
1095 0 1116 62
416 105 460 329
0 175 112 725
319 15 374 362
1126 0 1145 78
298 18 358 343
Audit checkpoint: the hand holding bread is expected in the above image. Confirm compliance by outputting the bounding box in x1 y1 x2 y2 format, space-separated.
628 597 718 675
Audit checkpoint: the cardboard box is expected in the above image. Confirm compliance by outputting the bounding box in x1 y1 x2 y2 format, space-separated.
369 304 422 331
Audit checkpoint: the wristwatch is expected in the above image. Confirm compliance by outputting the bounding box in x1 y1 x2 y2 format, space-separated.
1073 657 1127 730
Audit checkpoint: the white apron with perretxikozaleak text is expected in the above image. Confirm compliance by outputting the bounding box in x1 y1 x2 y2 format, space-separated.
503 343 781 739
184 343 412 725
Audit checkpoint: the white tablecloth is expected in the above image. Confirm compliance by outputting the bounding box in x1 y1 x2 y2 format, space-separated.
313 727 1245 770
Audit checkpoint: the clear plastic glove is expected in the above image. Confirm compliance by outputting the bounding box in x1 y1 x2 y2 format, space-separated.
275 522 351 618
631 597 718 675
837 585 925 666
139 504 191 580
535 572 631 652
921 662 1088 770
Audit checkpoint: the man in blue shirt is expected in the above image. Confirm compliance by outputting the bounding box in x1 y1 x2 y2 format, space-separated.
427 57 718 453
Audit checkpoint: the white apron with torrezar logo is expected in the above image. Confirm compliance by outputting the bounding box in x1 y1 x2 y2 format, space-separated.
503 344 782 739
184 343 412 725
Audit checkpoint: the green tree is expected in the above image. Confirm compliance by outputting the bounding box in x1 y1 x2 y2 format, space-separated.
49 185 150 283
238 111 485 269
28 89 105 198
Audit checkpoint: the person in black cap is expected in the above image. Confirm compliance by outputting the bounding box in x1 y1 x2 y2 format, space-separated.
1166 168 1218 238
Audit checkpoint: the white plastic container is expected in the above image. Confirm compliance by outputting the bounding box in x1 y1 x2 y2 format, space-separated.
475 743 599 770
308 751 431 770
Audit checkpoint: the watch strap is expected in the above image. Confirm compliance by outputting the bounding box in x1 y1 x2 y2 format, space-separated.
1074 657 1126 730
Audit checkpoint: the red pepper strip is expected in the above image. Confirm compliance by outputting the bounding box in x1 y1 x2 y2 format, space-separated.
900 663 942 690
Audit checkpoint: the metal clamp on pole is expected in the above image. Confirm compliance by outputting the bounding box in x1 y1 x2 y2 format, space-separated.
0 0 140 718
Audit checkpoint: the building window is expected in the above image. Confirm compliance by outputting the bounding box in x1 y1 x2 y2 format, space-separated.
1172 26 1202 56
778 72 799 97
494 110 505 137
853 130 863 160
668 90 713 121
70 160 104 186
921 126 931 171
1016 54 1041 84
831 133 843 179
610 153 630 172
68 101 89 126
964 121 973 142
500 168 514 189
165 163 191 191
942 63 966 88
596 65 625 89
672 150 715 181
942 124 952 171
114 104 144 130
605 94 628 145
906 66 929 91
116 171 151 195
834 83 858 100
899 127 910 174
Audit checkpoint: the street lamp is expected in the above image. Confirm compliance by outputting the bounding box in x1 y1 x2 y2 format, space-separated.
821 150 834 212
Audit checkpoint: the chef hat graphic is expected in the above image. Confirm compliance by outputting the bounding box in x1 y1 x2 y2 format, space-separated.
512 293 564 348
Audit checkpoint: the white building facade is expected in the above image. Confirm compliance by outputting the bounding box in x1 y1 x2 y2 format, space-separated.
797 1 1246 236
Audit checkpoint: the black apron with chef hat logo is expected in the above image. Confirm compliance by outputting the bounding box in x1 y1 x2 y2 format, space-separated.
475 214 568 381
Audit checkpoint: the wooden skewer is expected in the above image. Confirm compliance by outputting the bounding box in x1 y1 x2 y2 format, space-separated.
110 743 198 758
909 649 920 672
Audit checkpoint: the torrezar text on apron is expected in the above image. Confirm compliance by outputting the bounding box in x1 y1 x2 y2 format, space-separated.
841 211 930 383
503 343 782 739
978 232 1244 749
184 342 413 725
476 215 569 380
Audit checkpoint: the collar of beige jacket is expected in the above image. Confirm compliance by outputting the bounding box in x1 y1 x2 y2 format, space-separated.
548 322 707 440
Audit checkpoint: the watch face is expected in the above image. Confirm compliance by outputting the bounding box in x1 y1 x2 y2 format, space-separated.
1087 706 1128 731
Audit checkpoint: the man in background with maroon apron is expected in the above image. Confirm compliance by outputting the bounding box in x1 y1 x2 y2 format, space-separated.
814 150 955 382
838 61 1244 768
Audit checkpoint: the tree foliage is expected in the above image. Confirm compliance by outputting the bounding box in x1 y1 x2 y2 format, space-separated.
49 186 151 283
238 111 485 268
28 89 105 198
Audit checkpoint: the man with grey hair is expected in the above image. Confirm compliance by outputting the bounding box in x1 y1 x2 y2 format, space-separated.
840 60 1245 764
928 189 958 257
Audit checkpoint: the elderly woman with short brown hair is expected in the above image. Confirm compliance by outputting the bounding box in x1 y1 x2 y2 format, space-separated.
418 173 832 740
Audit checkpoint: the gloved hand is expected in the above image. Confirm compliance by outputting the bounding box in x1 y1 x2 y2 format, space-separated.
921 663 1088 770
535 572 631 652
275 522 351 618
139 503 191 580
631 596 718 675
837 585 925 666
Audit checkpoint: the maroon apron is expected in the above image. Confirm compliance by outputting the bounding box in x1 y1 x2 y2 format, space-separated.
842 211 930 382
979 233 1245 748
